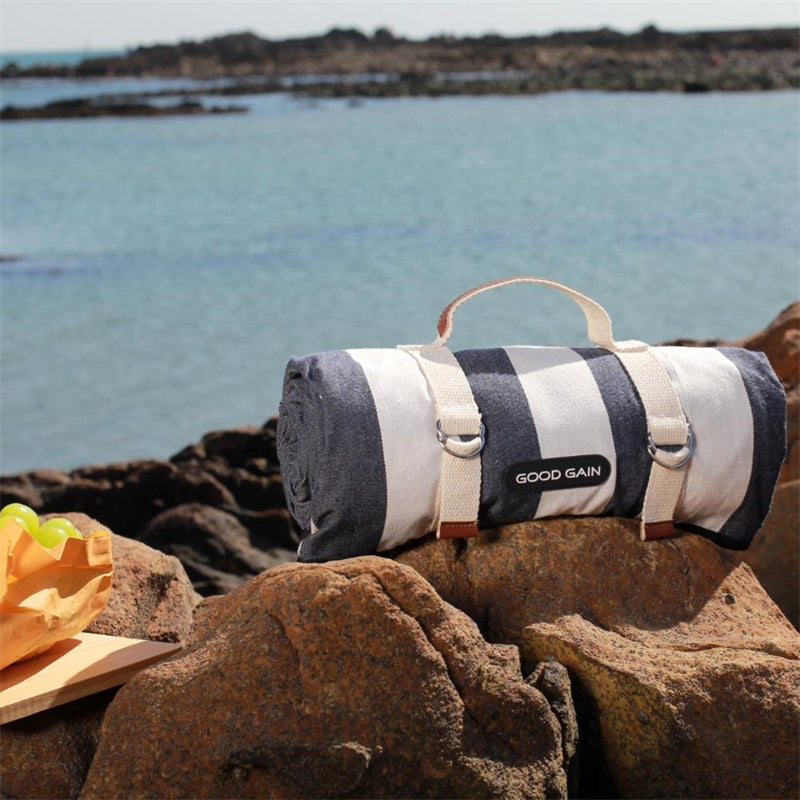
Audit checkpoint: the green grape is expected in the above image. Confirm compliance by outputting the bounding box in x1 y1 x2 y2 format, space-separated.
44 517 82 540
0 513 32 534
0 503 39 534
34 519 72 549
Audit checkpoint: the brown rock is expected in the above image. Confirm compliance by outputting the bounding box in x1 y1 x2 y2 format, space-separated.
0 690 116 800
82 558 570 799
736 301 800 390
783 385 800 483
1 516 200 800
0 468 72 508
736 301 799 485
139 503 295 595
740 480 799 628
396 519 800 799
197 425 279 465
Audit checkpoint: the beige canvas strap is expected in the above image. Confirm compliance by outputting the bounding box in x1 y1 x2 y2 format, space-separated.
401 276 693 543
611 339 692 540
398 344 483 539
434 276 616 349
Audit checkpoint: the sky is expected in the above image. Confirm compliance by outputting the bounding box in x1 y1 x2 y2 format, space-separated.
2 1 798 54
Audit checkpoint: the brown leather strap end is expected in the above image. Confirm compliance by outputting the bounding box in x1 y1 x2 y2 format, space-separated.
438 521 479 539
641 520 680 541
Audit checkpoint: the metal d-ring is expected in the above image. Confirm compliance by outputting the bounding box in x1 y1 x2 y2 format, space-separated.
436 420 485 458
647 424 694 470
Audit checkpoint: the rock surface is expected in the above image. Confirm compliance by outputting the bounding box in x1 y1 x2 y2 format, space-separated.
139 503 292 595
82 558 571 799
738 480 799 628
0 516 199 800
396 519 800 799
0 691 117 800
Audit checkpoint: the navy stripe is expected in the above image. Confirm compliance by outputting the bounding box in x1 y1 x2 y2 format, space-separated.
572 347 650 518
711 347 787 547
277 351 387 562
455 347 542 527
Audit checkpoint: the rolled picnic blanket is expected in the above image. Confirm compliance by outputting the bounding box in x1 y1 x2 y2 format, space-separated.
277 277 786 563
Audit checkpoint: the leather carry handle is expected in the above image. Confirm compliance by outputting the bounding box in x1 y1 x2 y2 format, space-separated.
433 276 616 350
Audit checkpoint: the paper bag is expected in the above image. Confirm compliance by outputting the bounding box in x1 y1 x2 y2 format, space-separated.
0 519 113 670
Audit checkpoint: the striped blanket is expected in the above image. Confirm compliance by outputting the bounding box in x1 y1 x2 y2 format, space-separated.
278 344 786 563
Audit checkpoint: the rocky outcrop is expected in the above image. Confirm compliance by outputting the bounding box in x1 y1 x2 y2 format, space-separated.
82 558 571 799
0 98 246 122
396 520 800 799
5 520 797 799
139 503 292 595
0 516 199 800
0 421 298 595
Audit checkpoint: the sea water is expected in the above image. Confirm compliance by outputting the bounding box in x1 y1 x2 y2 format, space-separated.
1 81 798 473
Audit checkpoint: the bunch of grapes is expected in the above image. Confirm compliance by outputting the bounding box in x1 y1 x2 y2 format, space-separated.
0 503 86 549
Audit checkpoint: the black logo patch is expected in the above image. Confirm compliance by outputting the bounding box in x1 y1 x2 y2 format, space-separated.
507 455 611 493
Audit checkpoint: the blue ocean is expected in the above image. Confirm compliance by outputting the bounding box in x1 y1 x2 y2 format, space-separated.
1 68 798 474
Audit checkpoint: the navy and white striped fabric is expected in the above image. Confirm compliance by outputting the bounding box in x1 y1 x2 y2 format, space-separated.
277 345 786 563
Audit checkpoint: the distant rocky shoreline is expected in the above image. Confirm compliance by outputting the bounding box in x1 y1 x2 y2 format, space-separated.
3 26 799 85
1 26 798 120
0 97 246 121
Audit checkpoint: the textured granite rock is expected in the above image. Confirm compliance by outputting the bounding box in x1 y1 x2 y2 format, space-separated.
396 519 800 799
0 516 199 800
82 558 570 799
739 480 799 629
0 690 116 800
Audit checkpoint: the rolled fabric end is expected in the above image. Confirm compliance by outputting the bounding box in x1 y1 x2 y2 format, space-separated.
277 351 389 562
277 370 314 537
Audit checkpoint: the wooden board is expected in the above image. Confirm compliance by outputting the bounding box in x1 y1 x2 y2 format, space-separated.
0 632 181 724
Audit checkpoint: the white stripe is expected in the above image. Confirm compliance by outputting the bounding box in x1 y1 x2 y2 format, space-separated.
650 347 753 532
503 346 617 518
346 348 440 550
